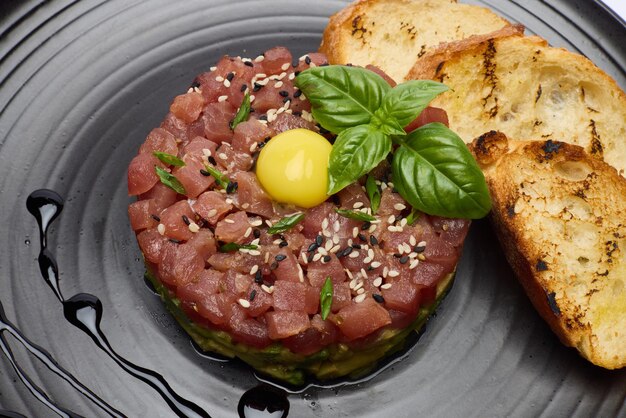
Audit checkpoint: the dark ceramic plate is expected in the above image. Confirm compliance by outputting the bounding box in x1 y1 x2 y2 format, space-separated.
1 0 625 417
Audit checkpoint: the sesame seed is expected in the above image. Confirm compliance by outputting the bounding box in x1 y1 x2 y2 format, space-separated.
224 219 235 224
288 73 295 80
387 215 396 224
223 79 231 88
381 283 392 290
388 270 400 278
304 56 312 65
279 241 288 248
207 209 218 218
417 253 426 261
215 76 224 82
188 223 200 233
322 255 331 263
301 252 308 264
280 63 290 71
250 219 263 227
333 220 340 232
409 236 417 246
254 55 265 62
409 260 419 269
373 277 383 287
275 254 286 262
323 229 332 238
307 242 319 252
157 224 165 235
373 294 385 303
330 244 341 253
249 142 258 153
217 95 228 102
353 202 364 209
356 288 365 295
332 235 339 245
349 251 360 258
349 278 358 289
274 81 283 88
322 218 329 230
298 267 304 282
394 203 406 211
354 281 363 291
352 227 359 238
265 220 273 227
249 250 261 256
339 247 352 257
238 298 251 308
250 95 255 103
345 269 354 279
210 66 217 71
383 266 389 278
315 235 324 246
312 253 322 262
264 252 270 263
354 294 367 303
369 224 377 233
318 247 328 256
249 289 257 302
250 265 259 275
218 152 228 160
417 241 427 247
402 243 412 254
363 257 372 263
151 214 161 222
360 268 368 278
371 261 382 269
324 240 333 251
261 284 273 294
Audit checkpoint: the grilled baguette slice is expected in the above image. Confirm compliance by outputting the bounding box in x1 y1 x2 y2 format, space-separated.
320 0 513 82
407 32 626 176
469 131 626 369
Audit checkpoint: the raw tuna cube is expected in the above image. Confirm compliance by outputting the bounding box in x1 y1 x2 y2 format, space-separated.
266 310 310 339
214 211 249 243
159 200 196 242
193 191 233 225
335 298 391 341
170 91 205 123
128 199 158 231
139 128 178 156
272 281 307 311
203 102 236 143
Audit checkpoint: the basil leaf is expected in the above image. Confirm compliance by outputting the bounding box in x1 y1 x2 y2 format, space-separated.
294 65 391 134
335 208 376 222
328 125 391 194
391 123 491 219
365 175 381 214
230 92 251 130
267 213 304 234
377 80 448 129
219 242 259 252
153 152 186 167
202 164 230 189
155 166 186 195
320 277 333 320
371 113 406 137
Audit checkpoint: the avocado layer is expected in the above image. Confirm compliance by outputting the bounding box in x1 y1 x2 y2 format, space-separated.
146 269 454 386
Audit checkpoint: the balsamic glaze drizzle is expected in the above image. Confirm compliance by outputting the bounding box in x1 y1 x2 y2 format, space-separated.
0 189 211 418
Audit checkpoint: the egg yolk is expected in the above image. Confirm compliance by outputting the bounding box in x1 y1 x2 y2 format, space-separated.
256 129 332 208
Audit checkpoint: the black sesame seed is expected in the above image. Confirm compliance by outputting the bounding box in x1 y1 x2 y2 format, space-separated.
240 84 248 92
315 235 323 246
282 97 291 103
305 56 311 65
182 215 191 225
293 90 302 98
361 222 371 230
307 253 315 263
226 72 235 82
270 261 279 270
190 81 201 89
254 270 263 283
373 294 385 303
278 241 288 248
370 235 379 246
367 265 375 271
338 247 352 257
294 71 301 76
275 254 287 262
357 233 367 242
249 289 257 302
257 141 266 149
169 238 181 244
253 229 261 239
226 181 238 194
351 244 362 249
245 61 254 67
200 169 210 177
279 90 289 97
307 242 319 253
259 115 268 121
253 83 263 91
414 245 426 253
292 111 302 117
393 253 402 258
399 255 409 264
208 156 217 165
151 214 161 222
323 255 331 263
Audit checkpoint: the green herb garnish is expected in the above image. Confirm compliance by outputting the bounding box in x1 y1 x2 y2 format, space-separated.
365 175 381 215
219 242 259 252
153 152 185 167
295 65 492 219
320 277 333 320
267 213 304 234
405 207 420 226
335 208 376 222
230 92 251 130
155 166 186 195
203 164 230 189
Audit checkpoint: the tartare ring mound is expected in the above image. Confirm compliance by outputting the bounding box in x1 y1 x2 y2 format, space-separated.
128 46 469 384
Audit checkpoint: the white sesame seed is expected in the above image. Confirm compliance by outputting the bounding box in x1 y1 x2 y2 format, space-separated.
397 244 405 254
345 269 354 279
349 251 360 258
354 294 367 303
394 203 406 211
400 218 407 227
250 265 259 275
217 95 228 102
354 281 363 291
299 54 309 61
210 66 217 71
202 148 212 157
352 227 359 238
207 209 218 218
353 202 364 209
250 219 262 227
188 222 200 233
312 253 322 262
265 220 273 227
288 73 295 80
331 235 339 245
387 215 395 224
371 261 382 269
249 142 258 153
333 220 340 232
238 298 251 308
409 236 417 246
281 63 290 71
402 243 412 254
157 224 165 235
256 78 269 86
383 266 389 278
381 283 392 290
276 107 285 115
274 81 283 88
299 93 306 101
363 257 372 264
273 239 282 245
418 240 427 247
218 152 228 160
298 266 304 282
356 288 365 295
388 270 400 278
187 87 194 93
318 247 328 256
215 76 224 82
373 277 383 287
224 218 235 224
368 249 374 259
262 284 273 294
360 268 368 278
249 249 261 256
241 203 250 209
381 183 388 190
254 55 265 62
244 227 253 238
225 198 233 204
322 218 329 230
410 260 419 269
249 95 255 103
369 224 377 233
330 244 341 253
323 229 332 238
223 79 231 88
324 240 333 251
250 238 260 246
349 278 358 289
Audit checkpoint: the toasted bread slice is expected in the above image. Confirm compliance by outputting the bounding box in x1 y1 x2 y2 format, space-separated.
408 32 626 176
320 0 513 82
469 131 626 369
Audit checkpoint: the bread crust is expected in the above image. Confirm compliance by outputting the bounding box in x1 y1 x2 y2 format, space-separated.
470 133 626 369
